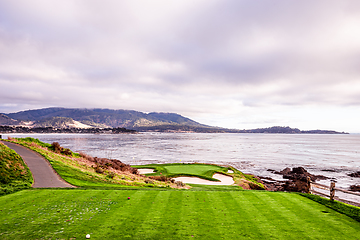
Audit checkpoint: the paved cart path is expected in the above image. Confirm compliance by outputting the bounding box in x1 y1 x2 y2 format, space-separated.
1 141 75 188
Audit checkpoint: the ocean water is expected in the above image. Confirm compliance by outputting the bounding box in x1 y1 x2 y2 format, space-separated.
3 133 360 192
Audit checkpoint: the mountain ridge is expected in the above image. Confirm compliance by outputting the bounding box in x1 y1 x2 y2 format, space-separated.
3 107 209 129
1 107 347 134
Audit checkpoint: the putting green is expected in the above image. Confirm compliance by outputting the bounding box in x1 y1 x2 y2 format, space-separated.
133 163 229 181
163 164 225 175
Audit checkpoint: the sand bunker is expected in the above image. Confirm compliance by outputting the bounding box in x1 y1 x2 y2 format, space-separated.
228 170 234 173
137 167 235 185
138 168 155 174
173 173 234 185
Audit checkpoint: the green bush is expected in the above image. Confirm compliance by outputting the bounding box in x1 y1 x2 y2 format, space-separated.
107 172 116 179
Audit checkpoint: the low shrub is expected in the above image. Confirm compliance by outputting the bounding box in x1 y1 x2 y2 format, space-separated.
107 172 116 179
90 157 139 175
79 152 94 162
51 142 62 153
62 148 72 156
94 165 104 174
50 142 73 156
175 181 185 187
149 175 171 182
145 179 154 184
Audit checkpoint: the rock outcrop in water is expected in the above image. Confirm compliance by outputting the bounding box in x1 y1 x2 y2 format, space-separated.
261 167 328 193
348 171 360 178
348 173 360 192
350 185 360 192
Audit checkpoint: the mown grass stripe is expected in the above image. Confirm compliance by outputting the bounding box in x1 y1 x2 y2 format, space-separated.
152 191 185 239
177 191 200 239
271 193 334 239
229 191 271 239
168 191 221 239
90 190 158 239
280 193 360 239
134 191 172 239
254 192 316 239
204 192 243 239
219 191 264 239
43 190 117 239
62 190 120 237
235 191 284 239
190 191 223 239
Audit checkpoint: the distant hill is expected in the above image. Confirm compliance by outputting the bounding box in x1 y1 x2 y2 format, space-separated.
237 126 347 134
1 108 347 134
0 114 19 126
4 107 209 130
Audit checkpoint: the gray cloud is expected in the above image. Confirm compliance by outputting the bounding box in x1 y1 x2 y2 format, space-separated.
1 0 360 131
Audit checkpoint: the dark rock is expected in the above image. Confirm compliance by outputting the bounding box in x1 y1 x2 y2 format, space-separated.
321 169 337 172
350 185 360 192
280 167 328 182
282 180 309 193
279 167 291 175
261 166 328 193
292 167 307 174
267 169 282 174
348 171 360 178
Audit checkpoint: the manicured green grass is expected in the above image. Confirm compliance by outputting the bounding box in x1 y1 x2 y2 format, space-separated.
133 163 230 181
0 143 33 196
300 193 360 222
0 189 359 240
164 164 226 178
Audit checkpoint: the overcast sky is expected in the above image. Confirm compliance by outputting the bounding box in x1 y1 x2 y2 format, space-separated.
1 0 360 132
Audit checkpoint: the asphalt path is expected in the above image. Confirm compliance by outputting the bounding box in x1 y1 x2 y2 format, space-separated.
1 141 75 188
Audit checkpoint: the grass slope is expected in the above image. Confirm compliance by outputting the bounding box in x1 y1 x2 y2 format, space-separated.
0 190 359 239
0 142 33 195
5 138 171 189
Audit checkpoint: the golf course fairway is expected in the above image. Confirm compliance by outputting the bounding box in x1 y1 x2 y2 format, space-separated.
0 189 359 239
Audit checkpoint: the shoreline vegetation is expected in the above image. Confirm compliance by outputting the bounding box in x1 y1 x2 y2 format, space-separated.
0 125 347 134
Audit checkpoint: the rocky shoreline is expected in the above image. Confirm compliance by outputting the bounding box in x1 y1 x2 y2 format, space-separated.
258 167 360 193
